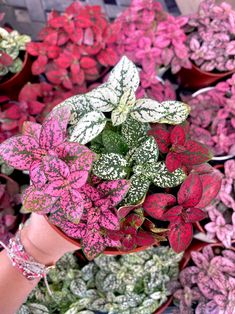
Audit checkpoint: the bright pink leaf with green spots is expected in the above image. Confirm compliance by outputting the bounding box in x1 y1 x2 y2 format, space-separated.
39 106 70 149
0 135 39 170
61 189 84 223
97 179 130 206
29 160 47 188
143 193 176 219
68 170 88 189
178 173 203 208
169 222 193 253
100 207 119 230
22 121 42 142
42 156 70 180
22 185 57 214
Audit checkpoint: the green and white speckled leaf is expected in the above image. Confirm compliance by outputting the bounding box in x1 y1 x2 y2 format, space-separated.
152 161 186 188
92 153 128 180
86 83 118 112
69 111 106 144
111 107 129 126
124 174 150 205
108 56 140 98
56 94 93 125
121 116 149 148
102 130 128 155
130 99 165 123
132 136 159 165
157 101 190 125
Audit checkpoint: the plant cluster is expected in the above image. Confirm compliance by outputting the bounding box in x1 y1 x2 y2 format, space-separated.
21 247 183 314
0 27 30 79
171 245 235 314
185 0 235 72
182 75 235 156
26 2 118 93
0 57 218 258
203 160 235 248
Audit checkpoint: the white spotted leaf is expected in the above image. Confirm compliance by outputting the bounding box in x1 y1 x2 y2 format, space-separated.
69 111 106 144
130 99 165 123
121 116 149 148
131 136 159 165
157 101 191 125
92 153 129 180
123 174 150 205
152 162 186 188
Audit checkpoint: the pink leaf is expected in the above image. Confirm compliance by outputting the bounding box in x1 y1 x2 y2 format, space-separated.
165 152 182 172
22 121 42 142
22 185 57 214
68 170 88 189
0 135 39 170
97 179 130 206
29 160 47 188
143 193 176 219
44 179 66 197
39 106 70 149
177 173 203 208
169 222 193 252
170 125 186 146
42 156 70 180
100 208 119 230
61 189 84 223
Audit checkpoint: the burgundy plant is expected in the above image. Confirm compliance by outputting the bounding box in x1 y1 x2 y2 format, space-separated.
26 2 118 92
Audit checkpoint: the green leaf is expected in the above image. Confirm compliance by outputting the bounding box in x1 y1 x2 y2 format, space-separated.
157 101 191 125
121 116 149 148
92 153 129 180
108 56 140 98
131 136 159 165
102 130 128 155
86 83 118 112
9 58 22 73
69 111 106 144
152 161 186 188
131 98 165 123
124 174 150 205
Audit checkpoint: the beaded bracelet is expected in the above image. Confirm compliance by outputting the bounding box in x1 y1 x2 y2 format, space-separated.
0 225 55 295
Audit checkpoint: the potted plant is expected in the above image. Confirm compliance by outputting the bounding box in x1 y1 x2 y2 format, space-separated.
177 0 235 89
170 241 235 313
0 26 31 99
26 2 118 95
181 75 235 159
0 57 220 260
20 246 183 314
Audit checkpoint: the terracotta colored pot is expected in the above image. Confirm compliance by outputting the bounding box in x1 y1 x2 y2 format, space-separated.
0 52 33 100
45 216 151 255
177 63 234 89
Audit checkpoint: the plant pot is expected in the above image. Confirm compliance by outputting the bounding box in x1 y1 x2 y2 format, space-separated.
0 52 33 100
177 63 234 89
44 215 152 255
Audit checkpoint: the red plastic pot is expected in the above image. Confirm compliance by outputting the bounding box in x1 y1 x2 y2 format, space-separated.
0 52 33 100
177 63 234 89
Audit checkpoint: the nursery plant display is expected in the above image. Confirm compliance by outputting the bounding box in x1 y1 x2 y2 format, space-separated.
182 75 235 157
171 244 235 313
20 247 183 314
0 27 30 80
26 2 118 93
0 57 220 259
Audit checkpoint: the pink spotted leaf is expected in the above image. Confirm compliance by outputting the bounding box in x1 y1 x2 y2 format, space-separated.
97 179 130 206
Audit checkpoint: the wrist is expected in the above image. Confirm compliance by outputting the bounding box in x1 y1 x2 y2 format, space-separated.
21 214 78 265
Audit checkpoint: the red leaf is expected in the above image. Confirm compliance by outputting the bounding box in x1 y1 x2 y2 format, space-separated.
148 124 170 153
180 140 213 165
124 213 144 229
178 173 203 208
26 42 40 56
32 56 48 75
80 56 97 69
118 203 143 219
169 222 193 252
28 101 45 115
97 48 118 66
55 53 71 68
170 125 186 146
184 207 207 223
136 230 156 246
0 52 13 66
70 27 83 44
83 27 94 45
46 69 66 84
161 205 183 222
165 152 182 172
47 45 60 59
143 193 176 219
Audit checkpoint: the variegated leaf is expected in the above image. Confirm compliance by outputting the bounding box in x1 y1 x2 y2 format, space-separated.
69 111 106 144
111 107 129 126
130 98 165 123
56 94 93 125
86 83 117 112
124 174 150 205
152 161 186 188
22 121 41 142
107 56 140 98
121 116 149 148
157 101 191 125
131 136 159 164
92 153 128 180
102 130 128 155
